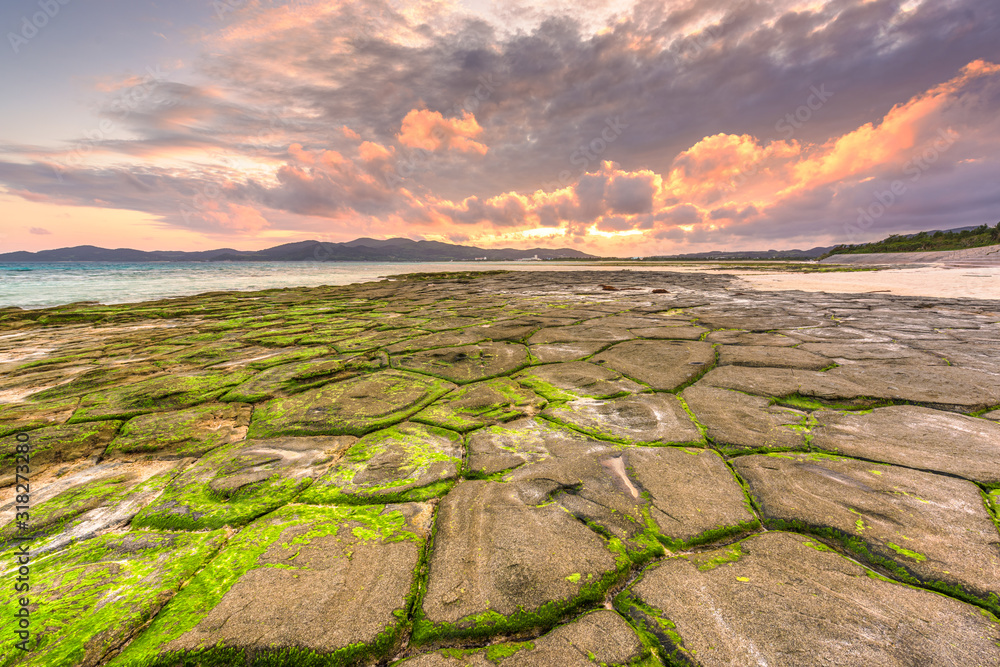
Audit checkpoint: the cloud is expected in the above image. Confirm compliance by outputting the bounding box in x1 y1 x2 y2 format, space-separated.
397 110 488 155
1 0 999 254
29 227 52 235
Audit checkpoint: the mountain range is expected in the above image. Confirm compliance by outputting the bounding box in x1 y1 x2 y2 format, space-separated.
0 238 595 262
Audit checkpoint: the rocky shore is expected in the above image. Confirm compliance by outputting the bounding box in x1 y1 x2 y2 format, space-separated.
1 269 998 666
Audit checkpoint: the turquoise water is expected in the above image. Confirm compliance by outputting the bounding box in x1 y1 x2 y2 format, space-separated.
0 261 525 309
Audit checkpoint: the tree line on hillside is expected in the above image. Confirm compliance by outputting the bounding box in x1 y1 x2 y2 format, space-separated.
822 223 1000 258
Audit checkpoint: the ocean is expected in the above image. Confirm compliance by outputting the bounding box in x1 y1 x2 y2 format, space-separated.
1 261 655 309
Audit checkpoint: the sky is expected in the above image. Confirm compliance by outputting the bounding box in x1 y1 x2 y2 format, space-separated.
1 0 999 256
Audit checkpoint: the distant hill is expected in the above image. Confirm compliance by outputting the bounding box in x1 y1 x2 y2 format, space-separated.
646 246 834 261
0 238 596 263
822 223 1000 258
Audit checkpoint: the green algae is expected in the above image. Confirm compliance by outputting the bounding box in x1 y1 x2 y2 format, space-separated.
761 518 1000 617
300 423 462 505
0 530 226 667
411 534 634 645
0 420 121 476
110 505 425 667
104 403 250 459
0 398 80 437
130 442 312 530
412 378 545 432
68 371 254 422
249 370 455 438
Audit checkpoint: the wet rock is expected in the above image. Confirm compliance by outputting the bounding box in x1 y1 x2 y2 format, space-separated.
590 340 715 390
705 331 798 346
811 405 1000 486
416 480 624 641
794 342 945 364
0 530 224 667
528 341 608 363
465 417 585 477
629 325 708 340
0 397 79 437
114 504 432 666
718 344 831 370
69 371 254 422
682 385 806 453
385 329 489 354
507 443 756 551
543 394 701 445
828 363 1000 411
619 531 1000 666
0 459 183 554
301 423 462 504
413 378 546 432
0 421 120 484
515 361 643 400
392 342 529 384
398 610 648 666
132 435 352 530
528 324 634 345
220 353 386 402
105 403 251 459
734 453 1000 614
249 369 455 438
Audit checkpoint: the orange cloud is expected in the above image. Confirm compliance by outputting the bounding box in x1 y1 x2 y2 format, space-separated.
397 110 488 155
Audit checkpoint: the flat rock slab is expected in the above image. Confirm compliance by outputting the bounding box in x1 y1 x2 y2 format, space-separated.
734 453 1000 613
528 325 634 345
105 403 251 459
620 531 1000 666
392 342 530 384
704 331 798 346
629 325 707 340
69 371 254 422
506 443 756 551
682 385 806 453
718 345 831 370
827 363 1000 410
795 342 945 364
133 435 353 530
115 504 432 666
0 397 79 437
626 448 757 547
528 341 607 363
0 459 182 551
699 366 876 406
399 610 648 666
515 361 643 400
590 340 715 391
301 423 462 504
416 480 623 641
811 405 1000 486
413 378 545 432
543 394 701 445
465 417 595 477
0 530 224 667
249 369 455 438
220 354 386 402
386 330 490 354
0 420 120 483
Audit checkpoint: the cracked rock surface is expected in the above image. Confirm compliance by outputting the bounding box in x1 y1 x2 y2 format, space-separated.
1 269 998 666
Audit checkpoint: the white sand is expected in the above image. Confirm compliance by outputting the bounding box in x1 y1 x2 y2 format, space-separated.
735 266 1000 300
